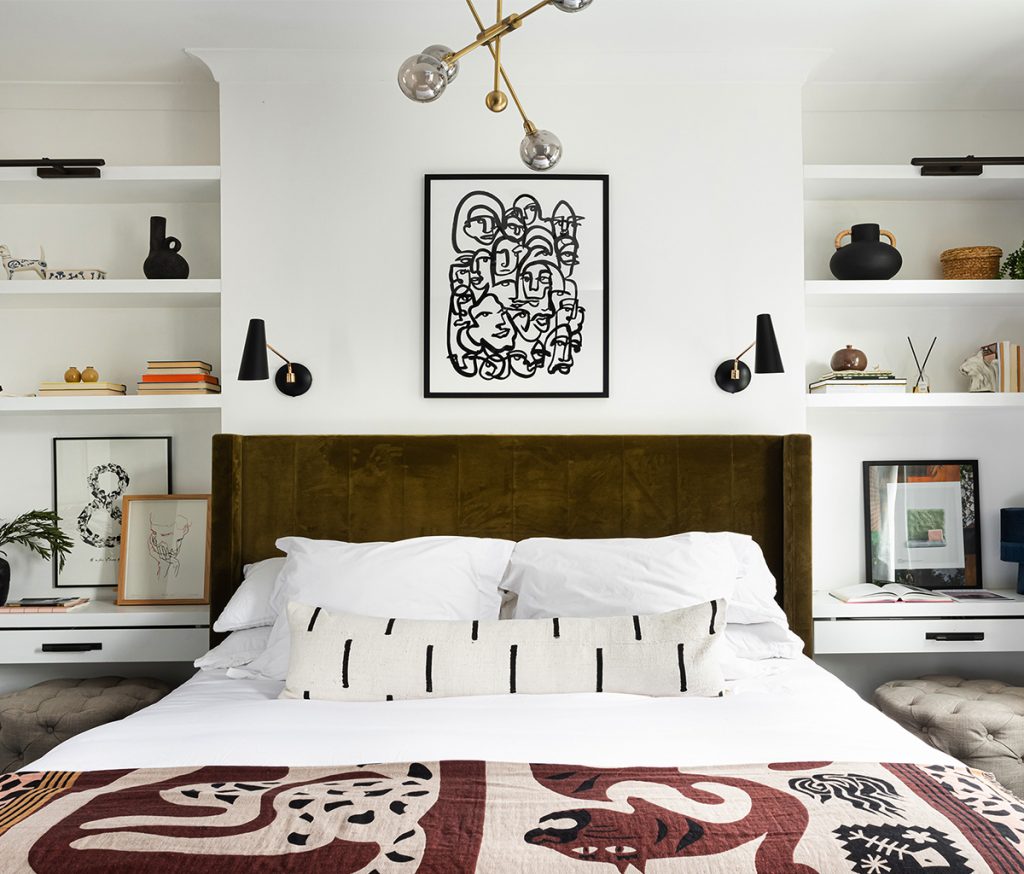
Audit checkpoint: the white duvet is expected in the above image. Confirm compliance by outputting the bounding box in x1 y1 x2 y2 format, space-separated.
29 657 955 772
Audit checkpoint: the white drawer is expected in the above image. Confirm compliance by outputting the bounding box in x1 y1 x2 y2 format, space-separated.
0 627 209 664
814 618 1024 655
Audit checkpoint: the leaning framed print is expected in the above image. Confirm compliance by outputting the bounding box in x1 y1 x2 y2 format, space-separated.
863 460 981 589
52 437 172 588
116 495 211 605
424 174 609 398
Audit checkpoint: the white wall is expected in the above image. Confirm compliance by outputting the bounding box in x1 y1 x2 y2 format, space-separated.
197 50 813 437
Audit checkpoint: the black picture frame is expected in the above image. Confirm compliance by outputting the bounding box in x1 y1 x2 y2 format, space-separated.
52 436 173 588
862 459 981 589
423 173 610 398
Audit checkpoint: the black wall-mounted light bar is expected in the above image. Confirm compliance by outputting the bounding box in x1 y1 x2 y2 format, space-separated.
0 158 106 179
911 155 1024 177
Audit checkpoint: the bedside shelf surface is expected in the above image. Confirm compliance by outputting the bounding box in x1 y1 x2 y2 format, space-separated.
814 589 1024 620
0 600 209 629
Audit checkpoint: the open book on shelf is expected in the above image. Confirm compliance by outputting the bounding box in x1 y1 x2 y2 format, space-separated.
829 583 954 603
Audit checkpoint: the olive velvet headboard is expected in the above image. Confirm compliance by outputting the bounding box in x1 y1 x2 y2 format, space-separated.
211 434 813 649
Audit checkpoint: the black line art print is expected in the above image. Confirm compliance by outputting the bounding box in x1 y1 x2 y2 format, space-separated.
446 190 586 382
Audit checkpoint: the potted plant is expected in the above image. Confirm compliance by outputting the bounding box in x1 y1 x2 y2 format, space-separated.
0 510 74 604
1000 241 1024 280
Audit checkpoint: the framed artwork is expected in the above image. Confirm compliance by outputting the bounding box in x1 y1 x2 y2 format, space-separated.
52 437 172 588
116 495 211 605
424 173 609 398
863 460 981 589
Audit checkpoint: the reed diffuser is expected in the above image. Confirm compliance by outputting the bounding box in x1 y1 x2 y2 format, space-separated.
908 336 937 394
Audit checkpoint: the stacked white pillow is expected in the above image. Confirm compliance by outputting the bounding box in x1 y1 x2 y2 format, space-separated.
234 535 517 681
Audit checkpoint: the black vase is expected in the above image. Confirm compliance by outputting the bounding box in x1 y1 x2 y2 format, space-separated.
0 556 10 606
143 216 190 279
830 223 902 280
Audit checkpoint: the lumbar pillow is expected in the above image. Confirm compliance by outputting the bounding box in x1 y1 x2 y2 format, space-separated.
282 599 726 702
242 535 516 681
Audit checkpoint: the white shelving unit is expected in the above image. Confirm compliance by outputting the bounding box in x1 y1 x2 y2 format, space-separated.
807 393 1024 410
0 279 220 309
0 165 220 204
804 165 1024 201
806 279 1024 308
0 396 222 414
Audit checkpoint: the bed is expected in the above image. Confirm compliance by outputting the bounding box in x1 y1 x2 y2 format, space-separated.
5 435 1024 873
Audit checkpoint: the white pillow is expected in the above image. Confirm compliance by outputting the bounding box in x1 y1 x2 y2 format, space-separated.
212 557 285 633
282 599 727 702
194 626 272 670
725 623 804 660
501 532 789 629
243 535 516 682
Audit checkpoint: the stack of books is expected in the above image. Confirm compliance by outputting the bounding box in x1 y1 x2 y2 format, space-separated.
0 596 90 613
37 381 126 397
138 360 220 395
981 341 1022 392
808 370 907 395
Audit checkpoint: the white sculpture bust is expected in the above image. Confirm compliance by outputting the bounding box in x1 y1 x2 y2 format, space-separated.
960 351 998 392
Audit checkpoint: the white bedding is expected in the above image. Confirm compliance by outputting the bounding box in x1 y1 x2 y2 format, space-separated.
29 656 955 772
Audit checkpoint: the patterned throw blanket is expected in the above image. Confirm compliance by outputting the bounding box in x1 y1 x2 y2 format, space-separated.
2 760 1024 872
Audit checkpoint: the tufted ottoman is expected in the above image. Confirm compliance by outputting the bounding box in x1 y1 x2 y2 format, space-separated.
0 676 170 771
875 675 1024 797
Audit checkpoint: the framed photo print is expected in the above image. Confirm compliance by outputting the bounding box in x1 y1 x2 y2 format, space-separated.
52 437 172 588
863 460 981 589
116 495 211 605
424 174 609 398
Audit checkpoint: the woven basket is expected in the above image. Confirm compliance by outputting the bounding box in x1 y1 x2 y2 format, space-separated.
940 246 1003 280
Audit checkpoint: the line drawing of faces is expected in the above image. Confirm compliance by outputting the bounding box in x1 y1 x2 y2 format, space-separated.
446 189 587 383
452 191 506 253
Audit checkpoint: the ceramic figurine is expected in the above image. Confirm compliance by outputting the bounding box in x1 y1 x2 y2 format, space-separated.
44 268 106 280
144 216 190 279
830 224 903 280
64 366 82 383
81 366 99 383
0 244 47 279
960 350 998 392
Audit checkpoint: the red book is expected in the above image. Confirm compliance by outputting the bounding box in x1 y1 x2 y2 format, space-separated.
141 373 219 385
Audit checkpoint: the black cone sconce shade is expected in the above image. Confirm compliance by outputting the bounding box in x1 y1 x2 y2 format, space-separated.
715 313 784 393
238 318 313 397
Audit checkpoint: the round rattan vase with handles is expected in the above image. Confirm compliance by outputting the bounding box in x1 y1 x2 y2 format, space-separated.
830 224 902 280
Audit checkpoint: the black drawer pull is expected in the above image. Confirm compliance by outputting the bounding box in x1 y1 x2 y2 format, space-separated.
41 642 102 653
925 632 984 642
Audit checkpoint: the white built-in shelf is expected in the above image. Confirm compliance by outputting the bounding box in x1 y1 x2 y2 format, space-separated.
813 589 1024 620
0 279 220 309
805 279 1024 308
0 165 220 204
0 396 222 414
804 165 1024 201
807 393 1024 410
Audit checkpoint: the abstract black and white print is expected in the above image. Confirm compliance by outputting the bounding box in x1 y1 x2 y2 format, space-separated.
424 175 608 397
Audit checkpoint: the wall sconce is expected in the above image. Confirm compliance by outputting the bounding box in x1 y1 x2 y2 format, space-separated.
1001 508 1024 594
714 313 784 393
237 318 313 397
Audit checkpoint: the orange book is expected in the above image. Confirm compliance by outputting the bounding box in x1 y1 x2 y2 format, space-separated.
142 373 219 384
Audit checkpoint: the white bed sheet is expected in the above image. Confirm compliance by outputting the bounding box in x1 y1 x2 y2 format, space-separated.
28 656 955 772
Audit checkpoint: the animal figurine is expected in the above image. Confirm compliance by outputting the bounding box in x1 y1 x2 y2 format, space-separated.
0 244 47 279
960 350 998 392
45 268 107 280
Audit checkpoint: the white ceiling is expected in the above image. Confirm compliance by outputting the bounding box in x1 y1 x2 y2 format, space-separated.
0 0 1022 86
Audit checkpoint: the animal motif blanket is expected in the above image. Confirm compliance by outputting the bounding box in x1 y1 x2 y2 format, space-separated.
2 760 1023 872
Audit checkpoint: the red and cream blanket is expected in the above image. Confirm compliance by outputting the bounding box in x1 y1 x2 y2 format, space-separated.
2 760 1023 872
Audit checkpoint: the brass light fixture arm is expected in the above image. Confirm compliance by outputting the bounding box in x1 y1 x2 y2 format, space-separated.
463 0 539 131
266 341 298 383
446 0 551 64
730 340 756 379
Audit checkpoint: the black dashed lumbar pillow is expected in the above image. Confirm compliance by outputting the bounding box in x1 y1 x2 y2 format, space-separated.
282 599 726 702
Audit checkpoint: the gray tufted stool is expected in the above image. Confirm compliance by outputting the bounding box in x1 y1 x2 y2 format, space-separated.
0 676 170 772
875 675 1024 797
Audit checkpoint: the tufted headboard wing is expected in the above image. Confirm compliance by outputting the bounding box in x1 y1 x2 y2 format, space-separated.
211 434 813 649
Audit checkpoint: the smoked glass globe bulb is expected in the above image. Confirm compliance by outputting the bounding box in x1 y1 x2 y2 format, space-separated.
421 44 459 83
520 129 562 171
552 0 593 11
397 52 450 103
